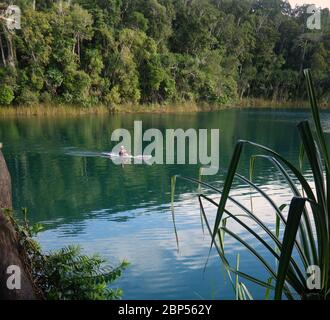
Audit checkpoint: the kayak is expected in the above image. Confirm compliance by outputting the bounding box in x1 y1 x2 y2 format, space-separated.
102 152 152 161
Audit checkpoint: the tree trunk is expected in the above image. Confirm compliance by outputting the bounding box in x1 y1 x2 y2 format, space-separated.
1 24 15 68
0 146 37 300
6 32 15 67
0 32 6 66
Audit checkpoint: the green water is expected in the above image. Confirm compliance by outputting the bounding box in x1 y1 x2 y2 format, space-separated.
0 109 325 299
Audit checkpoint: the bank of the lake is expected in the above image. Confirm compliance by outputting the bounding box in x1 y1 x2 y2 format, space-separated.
1 99 329 117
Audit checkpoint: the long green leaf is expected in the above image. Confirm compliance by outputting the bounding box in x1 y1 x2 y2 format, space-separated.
275 197 307 300
297 121 329 285
250 154 317 266
304 69 330 172
171 175 179 249
200 194 306 292
198 196 288 295
234 172 310 269
212 141 244 248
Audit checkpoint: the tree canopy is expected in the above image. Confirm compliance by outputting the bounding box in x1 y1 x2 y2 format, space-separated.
0 0 329 107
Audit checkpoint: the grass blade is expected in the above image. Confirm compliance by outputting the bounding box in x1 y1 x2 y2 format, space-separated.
171 175 179 249
275 197 307 300
212 141 244 248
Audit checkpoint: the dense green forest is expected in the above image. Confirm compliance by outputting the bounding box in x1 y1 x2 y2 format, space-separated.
0 0 329 108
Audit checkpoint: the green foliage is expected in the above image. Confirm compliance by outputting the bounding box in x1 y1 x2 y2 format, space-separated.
105 85 122 107
16 88 40 105
0 1 329 107
41 246 128 300
8 208 128 300
172 70 330 300
0 85 15 105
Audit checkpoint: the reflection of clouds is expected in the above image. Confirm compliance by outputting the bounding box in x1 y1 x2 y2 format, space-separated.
289 0 330 9
38 199 217 271
6 108 325 299
37 201 226 299
321 117 330 133
37 172 317 299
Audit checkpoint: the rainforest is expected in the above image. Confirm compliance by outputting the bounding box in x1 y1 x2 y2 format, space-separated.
0 0 329 110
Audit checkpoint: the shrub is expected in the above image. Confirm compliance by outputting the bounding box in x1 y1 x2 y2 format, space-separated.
16 88 40 105
7 209 129 300
105 86 122 107
0 85 15 105
41 246 128 300
40 91 52 104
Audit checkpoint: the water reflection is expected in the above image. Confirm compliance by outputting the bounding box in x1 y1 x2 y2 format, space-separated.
0 108 325 299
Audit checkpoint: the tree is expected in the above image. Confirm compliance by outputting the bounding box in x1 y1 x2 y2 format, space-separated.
0 0 330 108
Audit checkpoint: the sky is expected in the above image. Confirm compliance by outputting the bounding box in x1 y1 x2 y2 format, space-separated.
288 0 330 8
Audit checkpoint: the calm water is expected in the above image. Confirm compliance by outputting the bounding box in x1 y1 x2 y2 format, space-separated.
1 109 328 300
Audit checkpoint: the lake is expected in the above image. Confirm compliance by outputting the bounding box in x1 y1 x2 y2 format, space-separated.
0 108 327 300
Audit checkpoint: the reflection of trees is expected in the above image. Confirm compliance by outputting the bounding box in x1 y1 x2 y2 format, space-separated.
0 111 304 231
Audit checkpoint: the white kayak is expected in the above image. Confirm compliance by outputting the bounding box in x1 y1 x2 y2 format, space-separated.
102 152 152 161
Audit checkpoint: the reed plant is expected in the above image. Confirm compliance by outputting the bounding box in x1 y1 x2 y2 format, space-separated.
172 70 330 300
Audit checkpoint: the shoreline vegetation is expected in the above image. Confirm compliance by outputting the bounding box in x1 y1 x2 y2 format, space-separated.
1 99 330 117
0 1 329 117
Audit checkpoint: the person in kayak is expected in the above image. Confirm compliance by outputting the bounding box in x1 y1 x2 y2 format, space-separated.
119 146 129 157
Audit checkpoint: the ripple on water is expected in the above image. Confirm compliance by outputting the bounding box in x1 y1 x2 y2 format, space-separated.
2 109 324 299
